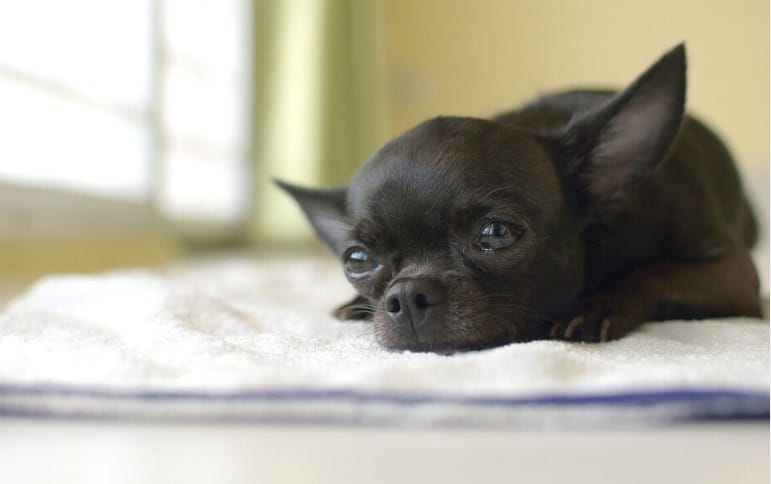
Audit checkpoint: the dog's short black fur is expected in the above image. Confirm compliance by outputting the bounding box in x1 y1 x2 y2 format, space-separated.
278 44 762 352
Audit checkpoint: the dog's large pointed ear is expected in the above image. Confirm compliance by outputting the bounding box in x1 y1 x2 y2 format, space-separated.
561 43 686 202
274 180 351 254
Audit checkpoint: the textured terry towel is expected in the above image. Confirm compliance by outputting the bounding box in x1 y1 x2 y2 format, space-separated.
0 255 768 427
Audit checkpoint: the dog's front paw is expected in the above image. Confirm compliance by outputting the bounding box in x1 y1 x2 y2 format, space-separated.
549 314 613 343
333 295 375 321
549 297 645 343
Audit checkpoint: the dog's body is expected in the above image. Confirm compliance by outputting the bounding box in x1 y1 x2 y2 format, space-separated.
279 44 762 352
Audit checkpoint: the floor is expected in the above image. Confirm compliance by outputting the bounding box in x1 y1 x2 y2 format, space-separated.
0 419 767 484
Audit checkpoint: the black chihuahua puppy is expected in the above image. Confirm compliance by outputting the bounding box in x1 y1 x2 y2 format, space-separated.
277 44 762 352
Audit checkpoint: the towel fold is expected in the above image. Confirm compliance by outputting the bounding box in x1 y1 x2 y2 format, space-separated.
0 255 767 427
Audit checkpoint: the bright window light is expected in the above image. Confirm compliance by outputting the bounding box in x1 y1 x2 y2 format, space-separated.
0 0 251 225
159 0 251 224
0 0 152 200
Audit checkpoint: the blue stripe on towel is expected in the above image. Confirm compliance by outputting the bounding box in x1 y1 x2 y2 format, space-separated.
0 383 767 425
0 382 766 406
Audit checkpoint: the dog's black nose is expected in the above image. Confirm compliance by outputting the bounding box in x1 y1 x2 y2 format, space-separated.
385 278 447 331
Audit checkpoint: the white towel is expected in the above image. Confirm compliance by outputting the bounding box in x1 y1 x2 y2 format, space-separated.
0 255 767 427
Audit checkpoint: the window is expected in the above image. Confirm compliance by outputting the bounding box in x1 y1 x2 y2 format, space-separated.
160 0 251 224
0 0 251 225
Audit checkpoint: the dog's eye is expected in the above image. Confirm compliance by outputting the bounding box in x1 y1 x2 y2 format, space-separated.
343 247 378 275
477 221 521 252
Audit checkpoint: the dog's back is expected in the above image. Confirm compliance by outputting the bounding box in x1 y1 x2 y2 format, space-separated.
495 90 757 291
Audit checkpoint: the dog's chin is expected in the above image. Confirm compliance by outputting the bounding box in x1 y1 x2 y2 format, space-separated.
372 314 520 354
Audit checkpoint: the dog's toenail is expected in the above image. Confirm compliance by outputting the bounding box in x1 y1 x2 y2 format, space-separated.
600 319 612 342
564 316 584 339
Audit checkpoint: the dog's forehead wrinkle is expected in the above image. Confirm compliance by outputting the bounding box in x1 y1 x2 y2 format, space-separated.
353 159 462 221
345 115 567 259
351 198 449 257
354 119 558 200
477 186 515 203
352 174 548 248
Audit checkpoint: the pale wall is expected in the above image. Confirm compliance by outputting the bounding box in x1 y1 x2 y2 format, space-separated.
383 0 769 167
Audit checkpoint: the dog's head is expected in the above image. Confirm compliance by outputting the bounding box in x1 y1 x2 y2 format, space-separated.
278 44 686 352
